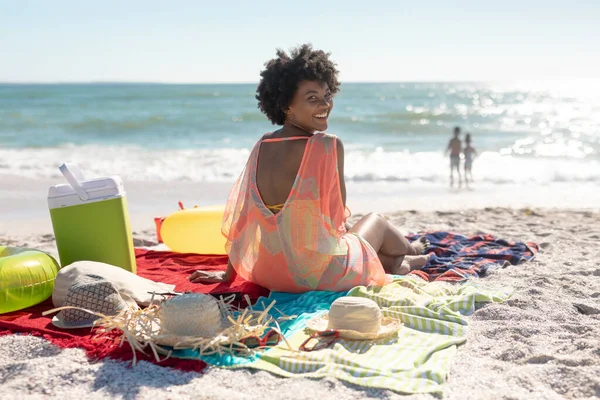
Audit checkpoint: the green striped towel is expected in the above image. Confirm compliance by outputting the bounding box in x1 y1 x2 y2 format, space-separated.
173 276 512 394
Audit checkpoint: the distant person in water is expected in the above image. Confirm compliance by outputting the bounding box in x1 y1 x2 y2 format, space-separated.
463 133 476 186
446 126 462 188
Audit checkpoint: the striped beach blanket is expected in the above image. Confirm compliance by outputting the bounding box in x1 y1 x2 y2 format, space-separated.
172 276 512 394
408 231 539 282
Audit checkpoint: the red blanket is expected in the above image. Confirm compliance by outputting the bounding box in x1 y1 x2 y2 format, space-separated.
0 249 270 372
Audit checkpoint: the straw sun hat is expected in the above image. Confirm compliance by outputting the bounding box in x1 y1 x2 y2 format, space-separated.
153 293 225 346
306 296 401 340
51 274 138 329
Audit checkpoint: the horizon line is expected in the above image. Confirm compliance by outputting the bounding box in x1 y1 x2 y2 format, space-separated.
2 78 593 86
0 79 498 85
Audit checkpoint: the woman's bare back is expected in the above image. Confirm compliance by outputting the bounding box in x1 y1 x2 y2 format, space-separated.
256 133 309 211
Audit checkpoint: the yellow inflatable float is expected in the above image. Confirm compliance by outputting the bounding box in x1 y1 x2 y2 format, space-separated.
0 246 60 314
161 204 227 255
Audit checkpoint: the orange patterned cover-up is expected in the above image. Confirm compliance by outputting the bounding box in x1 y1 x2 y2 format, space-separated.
222 133 390 293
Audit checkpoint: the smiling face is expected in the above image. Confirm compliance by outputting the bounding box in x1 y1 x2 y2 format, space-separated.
285 80 333 134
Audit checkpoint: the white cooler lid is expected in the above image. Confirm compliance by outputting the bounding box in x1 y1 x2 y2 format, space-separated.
48 176 125 208
48 164 126 209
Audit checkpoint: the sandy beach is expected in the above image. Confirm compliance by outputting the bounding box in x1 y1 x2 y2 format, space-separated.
2 195 599 399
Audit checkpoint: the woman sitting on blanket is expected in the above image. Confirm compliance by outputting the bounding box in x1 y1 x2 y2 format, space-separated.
189 44 430 293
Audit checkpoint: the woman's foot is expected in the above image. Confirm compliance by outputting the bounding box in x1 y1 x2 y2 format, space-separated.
410 236 430 255
389 254 431 275
401 254 431 271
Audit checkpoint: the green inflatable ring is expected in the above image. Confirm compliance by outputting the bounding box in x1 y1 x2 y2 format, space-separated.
0 246 60 314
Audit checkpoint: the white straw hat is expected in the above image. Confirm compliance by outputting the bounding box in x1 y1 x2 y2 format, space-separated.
153 293 225 347
306 296 401 340
51 274 138 329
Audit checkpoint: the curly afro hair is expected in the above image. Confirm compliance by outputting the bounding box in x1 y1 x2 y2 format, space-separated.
256 44 341 125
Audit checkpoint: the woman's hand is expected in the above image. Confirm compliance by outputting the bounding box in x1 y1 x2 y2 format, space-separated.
188 270 228 283
188 261 236 283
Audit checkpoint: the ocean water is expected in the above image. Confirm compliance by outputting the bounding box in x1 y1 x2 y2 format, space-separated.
1 82 599 186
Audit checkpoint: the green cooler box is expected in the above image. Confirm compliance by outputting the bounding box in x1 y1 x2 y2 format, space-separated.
48 163 136 273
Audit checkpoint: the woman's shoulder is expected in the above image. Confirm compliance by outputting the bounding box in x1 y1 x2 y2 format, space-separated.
315 132 342 145
312 133 344 157
261 132 276 140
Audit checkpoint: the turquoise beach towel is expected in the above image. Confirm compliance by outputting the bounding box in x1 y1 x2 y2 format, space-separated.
171 276 512 394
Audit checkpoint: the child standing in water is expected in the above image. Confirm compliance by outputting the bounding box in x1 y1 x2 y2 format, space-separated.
188 44 430 293
446 126 462 188
463 133 477 187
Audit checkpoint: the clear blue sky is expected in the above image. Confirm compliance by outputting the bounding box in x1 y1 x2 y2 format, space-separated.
1 0 599 83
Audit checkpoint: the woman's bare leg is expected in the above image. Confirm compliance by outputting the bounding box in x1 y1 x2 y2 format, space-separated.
348 213 430 274
377 252 431 275
349 213 429 256
377 252 406 274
